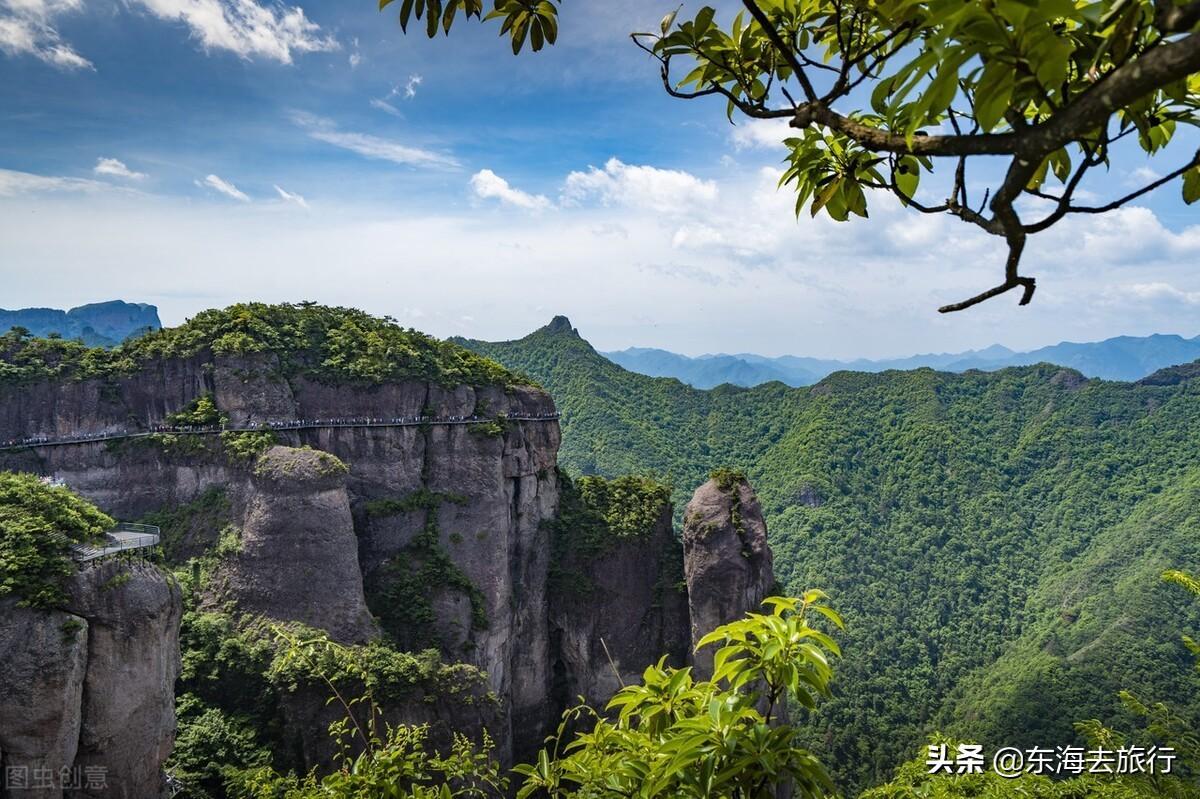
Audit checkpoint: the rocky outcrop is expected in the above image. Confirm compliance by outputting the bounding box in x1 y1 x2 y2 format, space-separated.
65 562 182 799
0 562 181 799
682 474 776 678
0 355 561 767
0 602 88 799
206 446 376 644
549 502 690 710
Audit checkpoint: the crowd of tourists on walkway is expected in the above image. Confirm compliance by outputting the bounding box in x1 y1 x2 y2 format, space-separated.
0 411 560 450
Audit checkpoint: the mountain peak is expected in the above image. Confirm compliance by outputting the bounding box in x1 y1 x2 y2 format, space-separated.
543 315 578 336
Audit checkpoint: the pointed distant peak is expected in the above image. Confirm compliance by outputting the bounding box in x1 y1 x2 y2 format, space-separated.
543 315 579 336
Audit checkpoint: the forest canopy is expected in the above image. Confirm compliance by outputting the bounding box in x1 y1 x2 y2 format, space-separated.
0 303 526 389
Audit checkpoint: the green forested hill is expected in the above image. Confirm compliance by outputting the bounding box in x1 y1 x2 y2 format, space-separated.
459 317 1200 792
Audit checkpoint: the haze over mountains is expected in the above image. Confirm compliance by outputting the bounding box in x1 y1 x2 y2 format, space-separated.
605 332 1200 387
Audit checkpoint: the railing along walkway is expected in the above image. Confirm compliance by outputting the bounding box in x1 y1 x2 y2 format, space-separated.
70 523 161 563
0 413 561 452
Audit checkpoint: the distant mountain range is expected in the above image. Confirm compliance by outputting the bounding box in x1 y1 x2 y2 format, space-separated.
460 315 1200 791
604 332 1200 386
0 301 161 347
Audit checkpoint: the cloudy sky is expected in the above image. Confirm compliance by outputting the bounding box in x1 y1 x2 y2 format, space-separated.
1 0 1198 358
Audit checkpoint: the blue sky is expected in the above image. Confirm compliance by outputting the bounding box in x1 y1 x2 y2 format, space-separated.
1 0 1198 358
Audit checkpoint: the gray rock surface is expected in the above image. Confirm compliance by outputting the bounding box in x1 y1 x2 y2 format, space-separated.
0 361 562 768
64 562 182 799
206 446 377 644
0 601 88 799
682 475 776 678
550 502 690 709
0 562 181 799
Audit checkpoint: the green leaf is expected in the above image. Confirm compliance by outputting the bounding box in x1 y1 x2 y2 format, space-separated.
1183 166 1200 205
895 156 920 204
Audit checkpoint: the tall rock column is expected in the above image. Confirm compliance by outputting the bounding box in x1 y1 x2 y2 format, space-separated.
206 446 377 644
0 602 88 799
64 561 182 799
682 472 776 678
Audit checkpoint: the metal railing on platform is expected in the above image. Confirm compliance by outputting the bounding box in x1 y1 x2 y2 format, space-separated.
70 523 161 563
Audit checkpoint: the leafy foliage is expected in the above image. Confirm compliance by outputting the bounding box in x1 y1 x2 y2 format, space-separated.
229 723 505 799
515 593 842 798
168 394 227 426
379 0 561 54
0 303 526 388
172 608 497 796
225 595 841 799
171 693 273 797
546 472 676 598
867 568 1200 798
0 471 112 607
463 322 1200 791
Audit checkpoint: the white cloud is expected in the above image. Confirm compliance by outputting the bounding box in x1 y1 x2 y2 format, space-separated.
470 169 551 211
195 173 249 201
1124 282 1200 305
273 183 308 208
562 158 718 215
0 166 103 195
369 98 400 116
130 0 338 64
729 118 793 151
0 0 92 69
404 74 422 99
370 76 422 115
93 157 147 180
292 111 458 169
1127 165 1162 186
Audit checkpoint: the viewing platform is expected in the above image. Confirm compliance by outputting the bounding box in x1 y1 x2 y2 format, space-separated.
71 523 161 563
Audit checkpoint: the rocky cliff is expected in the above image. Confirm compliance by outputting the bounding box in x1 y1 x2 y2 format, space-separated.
0 343 561 766
549 496 690 710
0 561 181 799
1 307 782 786
204 445 377 644
683 473 777 678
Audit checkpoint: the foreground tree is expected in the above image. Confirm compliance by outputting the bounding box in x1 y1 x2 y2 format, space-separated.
379 0 1200 312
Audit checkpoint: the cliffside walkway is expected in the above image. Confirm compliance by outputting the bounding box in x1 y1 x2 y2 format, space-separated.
71 523 161 563
0 413 561 452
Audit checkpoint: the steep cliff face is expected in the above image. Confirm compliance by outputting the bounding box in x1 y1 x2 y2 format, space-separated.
0 601 88 799
549 501 690 710
205 446 377 645
2 313 786 782
0 562 181 799
0 348 561 765
682 474 776 678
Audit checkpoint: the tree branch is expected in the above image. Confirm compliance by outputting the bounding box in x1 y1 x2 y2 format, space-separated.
1156 0 1200 33
741 0 818 101
1063 148 1200 215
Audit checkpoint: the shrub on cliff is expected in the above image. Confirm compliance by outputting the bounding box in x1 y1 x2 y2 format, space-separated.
0 471 112 607
549 473 673 559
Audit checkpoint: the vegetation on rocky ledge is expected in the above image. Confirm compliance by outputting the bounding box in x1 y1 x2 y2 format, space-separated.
0 303 528 389
0 471 112 608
